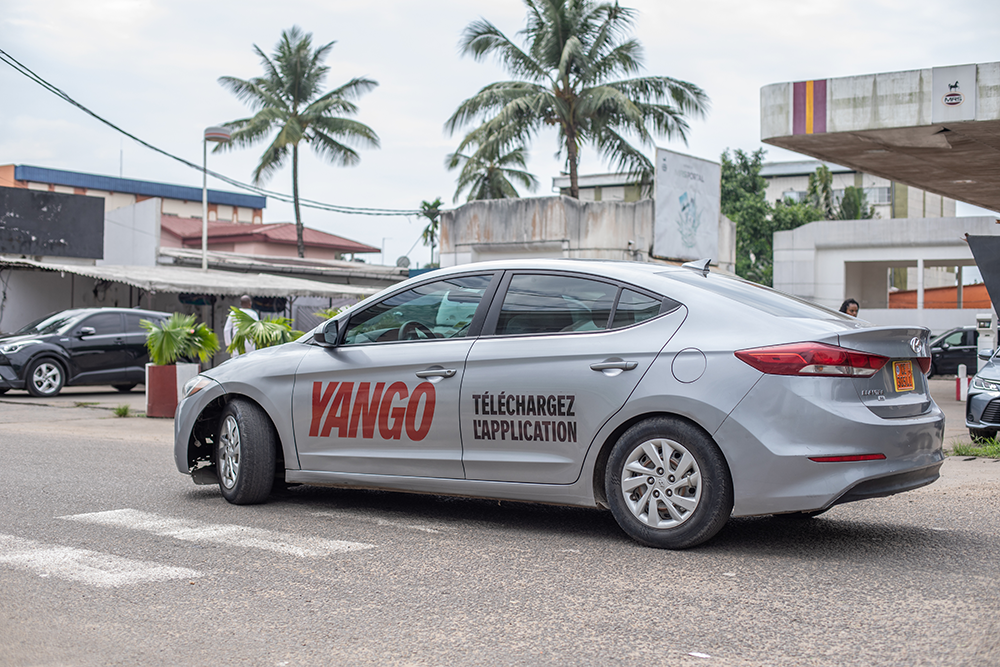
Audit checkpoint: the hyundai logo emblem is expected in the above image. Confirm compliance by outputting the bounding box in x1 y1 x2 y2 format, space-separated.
910 337 923 355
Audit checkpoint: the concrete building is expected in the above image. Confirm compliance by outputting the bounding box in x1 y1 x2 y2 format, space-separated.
760 61 1000 213
439 195 736 274
772 216 999 334
0 164 266 224
551 172 646 202
760 160 956 221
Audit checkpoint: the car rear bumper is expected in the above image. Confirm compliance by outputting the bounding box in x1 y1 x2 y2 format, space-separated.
715 376 945 517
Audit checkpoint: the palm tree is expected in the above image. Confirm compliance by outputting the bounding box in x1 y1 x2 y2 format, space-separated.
215 26 380 258
446 128 539 202
446 0 709 199
807 165 835 219
419 198 443 266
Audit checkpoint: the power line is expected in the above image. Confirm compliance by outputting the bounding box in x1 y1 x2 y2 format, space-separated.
0 47 428 217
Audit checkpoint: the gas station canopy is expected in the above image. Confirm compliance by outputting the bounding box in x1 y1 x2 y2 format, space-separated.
761 62 1000 213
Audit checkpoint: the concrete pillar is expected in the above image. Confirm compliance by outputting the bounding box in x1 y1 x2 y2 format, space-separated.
916 259 924 310
957 266 964 309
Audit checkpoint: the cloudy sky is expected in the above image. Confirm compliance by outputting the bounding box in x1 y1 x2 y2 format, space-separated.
2 0 998 267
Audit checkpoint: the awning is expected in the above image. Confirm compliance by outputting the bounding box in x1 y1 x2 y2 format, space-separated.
0 257 382 299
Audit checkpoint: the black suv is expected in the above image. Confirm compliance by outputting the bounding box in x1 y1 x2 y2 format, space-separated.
0 307 169 397
928 325 978 377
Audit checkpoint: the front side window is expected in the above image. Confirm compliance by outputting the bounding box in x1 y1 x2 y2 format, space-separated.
79 313 123 335
496 274 618 335
343 275 492 345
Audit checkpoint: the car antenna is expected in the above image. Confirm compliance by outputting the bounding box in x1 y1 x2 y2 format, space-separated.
681 258 712 276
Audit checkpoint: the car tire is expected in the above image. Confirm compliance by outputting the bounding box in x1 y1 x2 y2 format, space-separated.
0 388 8 395
216 398 276 505
113 384 136 393
26 358 65 397
969 428 997 444
605 417 733 549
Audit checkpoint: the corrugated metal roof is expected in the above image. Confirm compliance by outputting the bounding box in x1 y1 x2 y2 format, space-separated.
159 217 379 253
13 165 267 209
0 258 379 298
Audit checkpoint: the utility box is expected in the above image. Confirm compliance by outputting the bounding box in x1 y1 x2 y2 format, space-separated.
976 312 995 372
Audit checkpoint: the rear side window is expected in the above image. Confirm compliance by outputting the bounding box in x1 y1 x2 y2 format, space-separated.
611 289 663 329
496 275 618 335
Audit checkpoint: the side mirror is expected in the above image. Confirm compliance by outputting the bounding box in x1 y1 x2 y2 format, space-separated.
313 320 339 348
979 351 993 361
939 343 950 350
77 326 96 337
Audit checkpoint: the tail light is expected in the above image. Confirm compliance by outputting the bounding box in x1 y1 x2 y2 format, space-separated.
916 357 932 374
735 342 889 377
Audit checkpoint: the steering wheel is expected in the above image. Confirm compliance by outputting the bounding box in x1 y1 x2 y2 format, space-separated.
398 320 434 341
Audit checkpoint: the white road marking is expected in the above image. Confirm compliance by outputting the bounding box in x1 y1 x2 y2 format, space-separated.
311 511 444 534
0 533 200 588
60 509 374 557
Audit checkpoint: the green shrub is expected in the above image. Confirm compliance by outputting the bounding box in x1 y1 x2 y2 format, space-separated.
226 307 303 355
141 313 220 366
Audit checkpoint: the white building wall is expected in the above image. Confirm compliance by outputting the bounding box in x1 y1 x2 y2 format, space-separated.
101 198 161 266
774 216 999 333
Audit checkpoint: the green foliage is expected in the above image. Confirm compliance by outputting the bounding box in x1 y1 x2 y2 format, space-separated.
446 0 708 198
807 165 835 219
838 185 875 220
142 313 220 366
215 26 380 258
113 404 131 418
226 307 303 355
313 306 345 320
722 148 823 286
951 440 1000 458
446 125 538 202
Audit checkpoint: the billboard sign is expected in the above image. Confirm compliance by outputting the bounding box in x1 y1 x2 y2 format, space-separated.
932 64 977 123
654 148 720 262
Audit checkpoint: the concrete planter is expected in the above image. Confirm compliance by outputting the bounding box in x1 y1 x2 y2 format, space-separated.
145 362 200 418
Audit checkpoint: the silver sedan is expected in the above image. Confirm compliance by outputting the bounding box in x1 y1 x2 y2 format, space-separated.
174 259 944 549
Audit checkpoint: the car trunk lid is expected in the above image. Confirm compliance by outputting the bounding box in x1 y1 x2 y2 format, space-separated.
836 327 932 418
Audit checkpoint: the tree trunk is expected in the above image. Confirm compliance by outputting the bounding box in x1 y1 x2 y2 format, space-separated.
292 144 305 258
566 128 580 199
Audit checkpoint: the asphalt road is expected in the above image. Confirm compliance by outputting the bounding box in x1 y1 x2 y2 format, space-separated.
0 386 997 667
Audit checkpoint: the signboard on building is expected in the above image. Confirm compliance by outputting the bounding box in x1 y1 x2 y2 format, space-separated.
653 148 720 262
0 188 104 258
932 64 977 123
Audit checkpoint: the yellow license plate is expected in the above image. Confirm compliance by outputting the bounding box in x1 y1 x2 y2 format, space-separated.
893 360 914 392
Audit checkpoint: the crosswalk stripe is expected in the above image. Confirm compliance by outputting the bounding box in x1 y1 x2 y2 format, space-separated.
60 509 375 557
311 511 445 534
0 533 200 588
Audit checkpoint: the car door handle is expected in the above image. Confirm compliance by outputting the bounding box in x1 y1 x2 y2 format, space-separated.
590 361 638 371
415 368 457 378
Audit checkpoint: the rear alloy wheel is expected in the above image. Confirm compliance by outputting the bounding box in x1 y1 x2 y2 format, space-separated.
606 417 733 549
26 358 65 397
217 398 276 505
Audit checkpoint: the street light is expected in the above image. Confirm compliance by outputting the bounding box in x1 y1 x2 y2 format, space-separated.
202 126 232 270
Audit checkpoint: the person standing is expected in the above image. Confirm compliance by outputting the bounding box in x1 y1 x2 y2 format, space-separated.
224 295 259 357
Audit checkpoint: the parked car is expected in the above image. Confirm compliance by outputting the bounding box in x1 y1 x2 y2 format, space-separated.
0 307 169 397
965 348 1000 441
174 259 944 549
928 326 978 377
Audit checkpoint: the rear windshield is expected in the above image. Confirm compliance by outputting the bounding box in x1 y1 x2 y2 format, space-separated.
666 272 850 320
